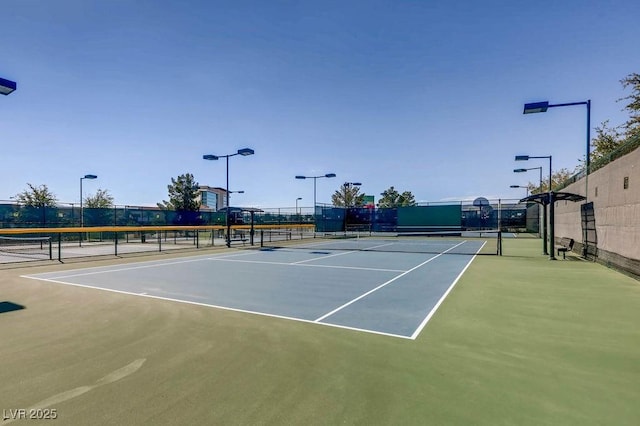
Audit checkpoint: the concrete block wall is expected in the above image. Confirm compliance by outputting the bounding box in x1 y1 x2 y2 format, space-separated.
553 147 639 276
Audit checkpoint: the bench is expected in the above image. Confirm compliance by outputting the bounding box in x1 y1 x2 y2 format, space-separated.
230 231 248 245
557 238 574 259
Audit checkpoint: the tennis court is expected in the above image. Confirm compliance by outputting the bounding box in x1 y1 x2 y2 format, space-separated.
22 237 490 339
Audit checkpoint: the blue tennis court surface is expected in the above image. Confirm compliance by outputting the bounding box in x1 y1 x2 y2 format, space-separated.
22 238 487 339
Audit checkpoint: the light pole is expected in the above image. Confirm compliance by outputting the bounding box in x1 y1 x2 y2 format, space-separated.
203 148 254 247
228 190 244 206
524 100 591 200
509 185 529 196
80 174 98 228
295 197 302 217
295 173 336 236
516 155 555 260
0 77 17 95
515 166 544 240
80 174 97 247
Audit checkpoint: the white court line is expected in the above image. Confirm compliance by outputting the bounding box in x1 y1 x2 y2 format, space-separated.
410 240 486 339
20 275 413 340
20 239 483 340
313 241 467 323
291 249 360 264
21 250 257 280
209 257 405 272
290 242 396 265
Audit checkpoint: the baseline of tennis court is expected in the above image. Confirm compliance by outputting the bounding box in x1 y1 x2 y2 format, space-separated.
22 238 486 339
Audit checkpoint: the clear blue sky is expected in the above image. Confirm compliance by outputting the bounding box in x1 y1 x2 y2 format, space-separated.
2 0 639 209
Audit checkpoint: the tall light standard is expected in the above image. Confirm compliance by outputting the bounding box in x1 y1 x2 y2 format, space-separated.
515 166 544 241
228 190 244 206
80 174 98 228
295 173 336 236
524 100 591 200
295 197 302 217
509 185 529 196
0 77 17 95
203 148 254 247
80 174 97 247
516 155 555 260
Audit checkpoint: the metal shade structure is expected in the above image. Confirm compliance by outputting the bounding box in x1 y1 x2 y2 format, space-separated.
0 77 17 95
218 206 263 246
519 192 586 205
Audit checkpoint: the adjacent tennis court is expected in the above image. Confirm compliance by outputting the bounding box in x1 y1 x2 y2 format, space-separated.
22 237 489 339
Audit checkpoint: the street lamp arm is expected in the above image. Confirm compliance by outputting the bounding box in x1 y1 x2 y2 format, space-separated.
548 101 589 108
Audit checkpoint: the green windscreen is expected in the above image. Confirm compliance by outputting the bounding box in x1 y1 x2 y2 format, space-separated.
397 205 461 232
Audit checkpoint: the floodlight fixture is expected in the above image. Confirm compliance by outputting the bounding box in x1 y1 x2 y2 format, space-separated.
0 77 17 96
523 101 549 114
237 148 255 156
515 155 530 161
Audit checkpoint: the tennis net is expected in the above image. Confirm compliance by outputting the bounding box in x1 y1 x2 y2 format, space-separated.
0 235 53 259
261 229 503 256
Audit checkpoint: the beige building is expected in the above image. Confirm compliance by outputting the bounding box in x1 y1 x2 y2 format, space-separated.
197 186 228 211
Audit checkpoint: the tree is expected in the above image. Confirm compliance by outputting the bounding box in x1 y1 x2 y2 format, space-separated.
84 189 114 208
159 173 200 211
527 168 575 194
82 189 115 226
619 72 640 139
13 183 58 226
377 186 416 208
332 183 365 207
14 183 57 207
590 120 623 162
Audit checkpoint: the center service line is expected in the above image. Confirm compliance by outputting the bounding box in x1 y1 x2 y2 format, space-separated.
313 241 467 322
290 242 396 265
